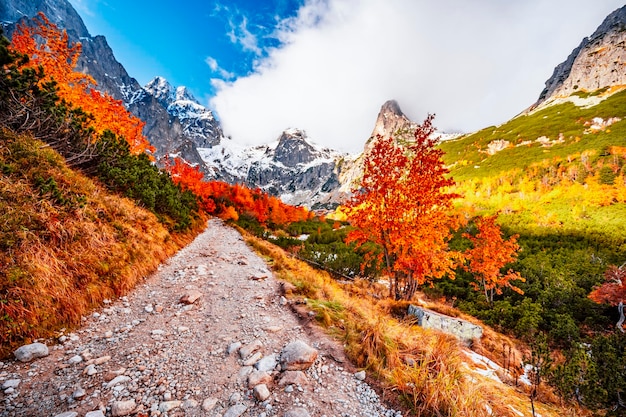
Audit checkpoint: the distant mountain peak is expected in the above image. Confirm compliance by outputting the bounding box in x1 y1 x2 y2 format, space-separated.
144 76 176 104
535 5 626 107
370 99 417 141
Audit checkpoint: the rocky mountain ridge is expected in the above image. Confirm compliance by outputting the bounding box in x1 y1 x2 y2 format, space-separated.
535 5 626 107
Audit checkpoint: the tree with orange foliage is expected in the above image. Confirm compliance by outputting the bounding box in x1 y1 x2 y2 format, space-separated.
11 13 153 155
463 215 525 303
345 115 461 300
589 263 626 332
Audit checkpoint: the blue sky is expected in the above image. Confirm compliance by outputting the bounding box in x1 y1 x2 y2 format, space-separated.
69 0 625 153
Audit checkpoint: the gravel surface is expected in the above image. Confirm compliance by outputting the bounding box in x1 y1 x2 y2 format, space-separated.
0 219 403 417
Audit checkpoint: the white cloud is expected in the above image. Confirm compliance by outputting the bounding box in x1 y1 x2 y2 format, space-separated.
205 56 235 80
211 0 625 154
227 15 262 55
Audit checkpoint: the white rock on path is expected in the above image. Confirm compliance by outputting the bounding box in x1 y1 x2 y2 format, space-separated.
280 340 318 371
253 384 271 401
159 400 182 413
284 408 311 417
224 404 247 417
202 397 218 411
255 353 278 372
2 379 20 389
14 343 49 362
239 339 263 359
110 399 136 416
85 411 105 417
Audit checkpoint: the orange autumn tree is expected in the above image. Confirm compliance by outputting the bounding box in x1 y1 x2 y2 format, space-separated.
11 13 152 155
589 263 626 332
167 157 309 224
345 115 462 300
463 215 525 303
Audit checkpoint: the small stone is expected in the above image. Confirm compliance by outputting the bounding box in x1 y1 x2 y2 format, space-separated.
354 370 366 381
72 387 87 400
278 371 308 387
239 340 263 359
159 401 182 413
202 397 218 411
4 387 14 395
243 351 262 366
163 391 172 401
248 370 272 389
85 411 105 417
227 342 242 355
177 326 189 333
279 296 288 306
284 385 294 393
111 399 136 416
68 355 83 365
284 408 311 417
250 273 268 281
94 356 111 365
2 379 20 389
106 375 131 388
182 399 198 409
104 331 114 338
54 412 78 417
155 305 164 313
224 404 247 417
255 354 278 372
179 290 203 304
14 343 49 362
144 305 154 313
264 326 282 333
280 341 318 371
151 329 165 336
229 392 241 405
253 384 270 401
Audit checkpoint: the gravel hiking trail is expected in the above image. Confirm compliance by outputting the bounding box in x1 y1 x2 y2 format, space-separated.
1 219 402 417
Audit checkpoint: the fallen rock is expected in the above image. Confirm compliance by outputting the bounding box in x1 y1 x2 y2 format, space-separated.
250 273 268 281
224 404 247 417
243 351 263 366
111 399 136 416
248 370 272 389
106 375 131 389
278 371 308 387
14 343 49 362
239 340 263 359
85 411 105 417
280 340 318 371
182 399 198 409
255 353 278 372
227 341 242 355
54 412 78 417
72 387 86 400
159 401 182 413
354 370 366 381
2 379 20 389
179 289 203 304
284 408 311 417
202 397 218 411
253 384 270 401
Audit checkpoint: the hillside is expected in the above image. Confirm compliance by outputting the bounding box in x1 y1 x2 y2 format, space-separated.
0 129 202 356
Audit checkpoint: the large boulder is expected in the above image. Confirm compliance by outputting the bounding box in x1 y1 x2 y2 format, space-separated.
408 305 483 345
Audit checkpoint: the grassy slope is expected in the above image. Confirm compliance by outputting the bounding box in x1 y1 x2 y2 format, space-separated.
0 129 203 355
440 89 626 181
244 230 580 417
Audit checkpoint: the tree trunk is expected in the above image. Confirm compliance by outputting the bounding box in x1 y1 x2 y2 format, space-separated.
617 301 625 333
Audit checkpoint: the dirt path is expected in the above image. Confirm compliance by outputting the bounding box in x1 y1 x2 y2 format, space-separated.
0 219 402 417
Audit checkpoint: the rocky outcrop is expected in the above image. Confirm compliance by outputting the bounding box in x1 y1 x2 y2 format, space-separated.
535 5 626 106
408 305 483 345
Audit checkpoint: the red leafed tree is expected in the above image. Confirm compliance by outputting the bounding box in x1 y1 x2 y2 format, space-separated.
589 263 626 332
345 114 462 300
11 13 153 155
463 215 525 303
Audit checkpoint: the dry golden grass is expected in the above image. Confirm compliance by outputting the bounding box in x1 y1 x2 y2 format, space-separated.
0 131 203 356
244 232 586 417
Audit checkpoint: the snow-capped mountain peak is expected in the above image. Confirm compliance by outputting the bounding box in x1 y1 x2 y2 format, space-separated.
144 76 176 104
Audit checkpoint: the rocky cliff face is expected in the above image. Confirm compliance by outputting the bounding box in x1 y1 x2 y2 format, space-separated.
536 5 626 106
0 0 213 172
